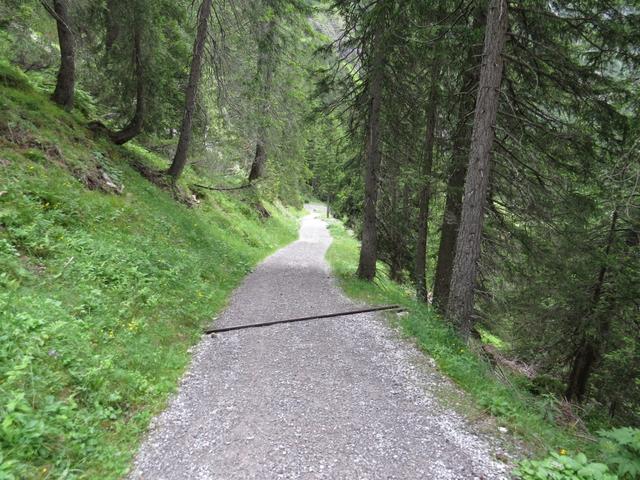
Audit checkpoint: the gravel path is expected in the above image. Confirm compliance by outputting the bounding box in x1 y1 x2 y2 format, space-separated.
128 205 512 479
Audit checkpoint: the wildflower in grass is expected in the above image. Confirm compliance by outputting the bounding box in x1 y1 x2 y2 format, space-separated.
559 448 567 455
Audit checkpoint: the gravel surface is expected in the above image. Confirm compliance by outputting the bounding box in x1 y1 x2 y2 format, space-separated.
128 205 512 479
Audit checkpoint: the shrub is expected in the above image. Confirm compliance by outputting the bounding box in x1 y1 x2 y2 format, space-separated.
0 59 31 90
514 452 616 480
599 427 640 479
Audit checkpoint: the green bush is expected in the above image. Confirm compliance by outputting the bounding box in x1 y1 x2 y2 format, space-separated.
0 59 31 90
479 394 519 419
599 427 640 479
514 428 640 480
515 452 616 480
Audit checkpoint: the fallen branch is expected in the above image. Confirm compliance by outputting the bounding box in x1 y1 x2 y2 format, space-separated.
204 305 404 334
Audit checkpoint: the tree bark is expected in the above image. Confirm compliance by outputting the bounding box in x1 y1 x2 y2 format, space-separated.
48 0 75 109
565 209 619 402
433 163 466 310
109 27 145 145
414 57 441 302
432 9 486 311
105 0 119 52
356 34 385 281
248 17 277 182
446 0 508 339
388 168 403 282
167 0 213 179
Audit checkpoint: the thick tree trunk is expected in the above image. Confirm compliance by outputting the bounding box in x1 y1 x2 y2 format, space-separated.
446 0 508 339
356 37 384 281
414 58 441 302
167 0 213 179
565 341 597 403
249 141 267 181
565 209 619 402
109 27 145 145
105 0 119 52
433 164 466 310
432 10 485 311
49 0 75 109
248 18 277 182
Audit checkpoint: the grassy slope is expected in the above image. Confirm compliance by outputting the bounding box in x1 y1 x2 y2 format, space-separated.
0 65 299 479
325 221 594 460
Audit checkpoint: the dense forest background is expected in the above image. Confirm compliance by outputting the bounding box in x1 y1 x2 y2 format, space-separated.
1 0 639 478
1 0 341 200
316 0 640 428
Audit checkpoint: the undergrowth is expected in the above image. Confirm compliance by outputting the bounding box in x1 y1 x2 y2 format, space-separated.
0 64 300 478
325 221 640 479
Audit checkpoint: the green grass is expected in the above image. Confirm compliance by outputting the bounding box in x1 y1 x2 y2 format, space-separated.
325 221 595 459
0 65 300 479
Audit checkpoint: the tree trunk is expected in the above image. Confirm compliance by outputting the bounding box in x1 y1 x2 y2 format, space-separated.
248 141 267 182
432 9 485 311
105 0 119 52
388 169 403 282
49 0 75 109
565 209 619 402
433 164 466 310
414 58 441 302
565 341 597 403
248 17 277 182
109 27 145 145
446 0 508 339
356 35 385 281
167 0 213 179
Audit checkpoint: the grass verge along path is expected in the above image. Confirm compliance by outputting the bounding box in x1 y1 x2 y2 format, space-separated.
325 221 595 463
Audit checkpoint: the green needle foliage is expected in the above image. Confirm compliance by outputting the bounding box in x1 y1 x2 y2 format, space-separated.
326 220 640 480
314 0 639 433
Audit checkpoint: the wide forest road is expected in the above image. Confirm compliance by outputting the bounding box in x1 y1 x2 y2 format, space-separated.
128 205 511 480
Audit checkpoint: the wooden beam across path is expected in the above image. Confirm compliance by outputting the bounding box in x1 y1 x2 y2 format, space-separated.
204 305 404 335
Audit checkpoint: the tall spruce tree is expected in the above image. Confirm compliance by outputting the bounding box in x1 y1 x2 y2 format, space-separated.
168 0 214 179
43 0 75 109
446 0 508 339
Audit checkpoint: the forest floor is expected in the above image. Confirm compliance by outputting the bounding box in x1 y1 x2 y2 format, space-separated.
128 204 515 479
